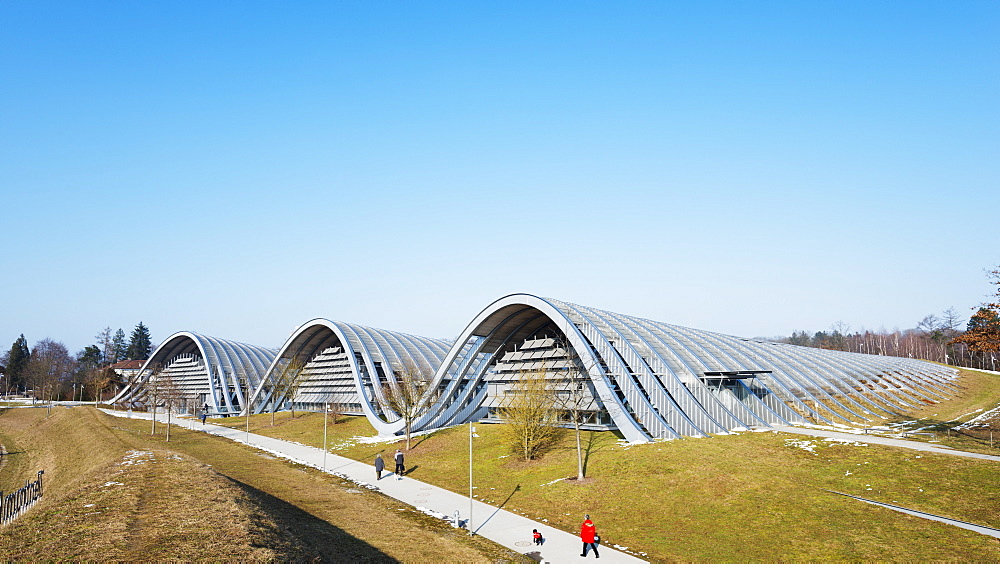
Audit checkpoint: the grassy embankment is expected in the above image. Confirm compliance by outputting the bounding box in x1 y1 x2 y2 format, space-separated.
0 406 525 562
872 367 1000 454
214 369 1000 561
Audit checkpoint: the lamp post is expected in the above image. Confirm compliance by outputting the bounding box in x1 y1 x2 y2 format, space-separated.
323 403 329 471
468 421 476 535
240 375 251 444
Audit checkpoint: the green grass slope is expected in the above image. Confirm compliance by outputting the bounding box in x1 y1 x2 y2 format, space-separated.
217 378 1000 561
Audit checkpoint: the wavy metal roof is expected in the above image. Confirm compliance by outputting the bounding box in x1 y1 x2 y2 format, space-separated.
249 319 453 432
112 295 959 442
110 331 277 415
413 294 958 442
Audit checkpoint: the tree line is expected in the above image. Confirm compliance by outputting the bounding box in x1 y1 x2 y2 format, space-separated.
778 265 1000 371
0 322 153 402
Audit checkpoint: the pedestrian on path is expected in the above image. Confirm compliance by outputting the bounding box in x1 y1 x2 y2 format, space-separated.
581 514 599 558
394 449 405 479
533 528 543 545
199 408 208 425
374 452 385 480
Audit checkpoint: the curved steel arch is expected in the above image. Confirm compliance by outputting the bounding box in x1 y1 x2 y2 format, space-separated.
415 294 656 442
249 319 453 434
110 331 277 415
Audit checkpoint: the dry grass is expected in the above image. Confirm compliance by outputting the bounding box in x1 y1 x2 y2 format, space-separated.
0 406 288 560
0 407 526 562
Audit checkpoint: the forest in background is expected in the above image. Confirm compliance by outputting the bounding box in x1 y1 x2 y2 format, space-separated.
775 266 1000 371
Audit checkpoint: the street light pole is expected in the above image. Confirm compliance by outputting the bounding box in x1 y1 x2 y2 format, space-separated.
243 377 251 444
323 403 329 471
468 420 474 536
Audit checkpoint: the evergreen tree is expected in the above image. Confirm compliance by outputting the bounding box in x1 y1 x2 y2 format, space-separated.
111 328 127 363
78 345 103 367
126 322 152 360
6 334 31 392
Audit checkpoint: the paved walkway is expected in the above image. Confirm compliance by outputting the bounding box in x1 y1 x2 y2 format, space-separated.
825 490 1000 539
100 409 646 563
772 426 1000 462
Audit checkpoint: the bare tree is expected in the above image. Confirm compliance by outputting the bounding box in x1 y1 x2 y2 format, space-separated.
26 339 75 408
378 359 436 450
941 307 963 338
84 365 112 407
145 363 163 435
554 369 596 480
327 401 344 425
95 327 114 366
268 357 306 424
159 370 182 442
917 314 940 335
497 366 561 461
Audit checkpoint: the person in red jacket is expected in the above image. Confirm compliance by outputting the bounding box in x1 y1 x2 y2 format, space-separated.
580 514 599 558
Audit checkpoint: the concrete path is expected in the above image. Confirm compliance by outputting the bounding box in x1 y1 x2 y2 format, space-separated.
825 490 1000 539
772 426 1000 462
100 409 646 563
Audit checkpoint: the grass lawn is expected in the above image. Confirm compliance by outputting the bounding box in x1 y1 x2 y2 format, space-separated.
212 377 1000 561
0 406 525 562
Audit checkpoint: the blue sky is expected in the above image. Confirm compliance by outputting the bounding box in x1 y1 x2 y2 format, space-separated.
2 1 998 354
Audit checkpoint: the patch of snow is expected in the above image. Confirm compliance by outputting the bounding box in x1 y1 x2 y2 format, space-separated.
540 478 565 487
822 437 868 447
784 438 818 454
957 405 1000 429
100 481 124 487
118 450 155 466
414 506 452 522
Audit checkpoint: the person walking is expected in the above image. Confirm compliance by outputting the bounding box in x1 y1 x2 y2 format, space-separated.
394 449 405 480
580 514 599 558
374 452 385 480
199 407 208 425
